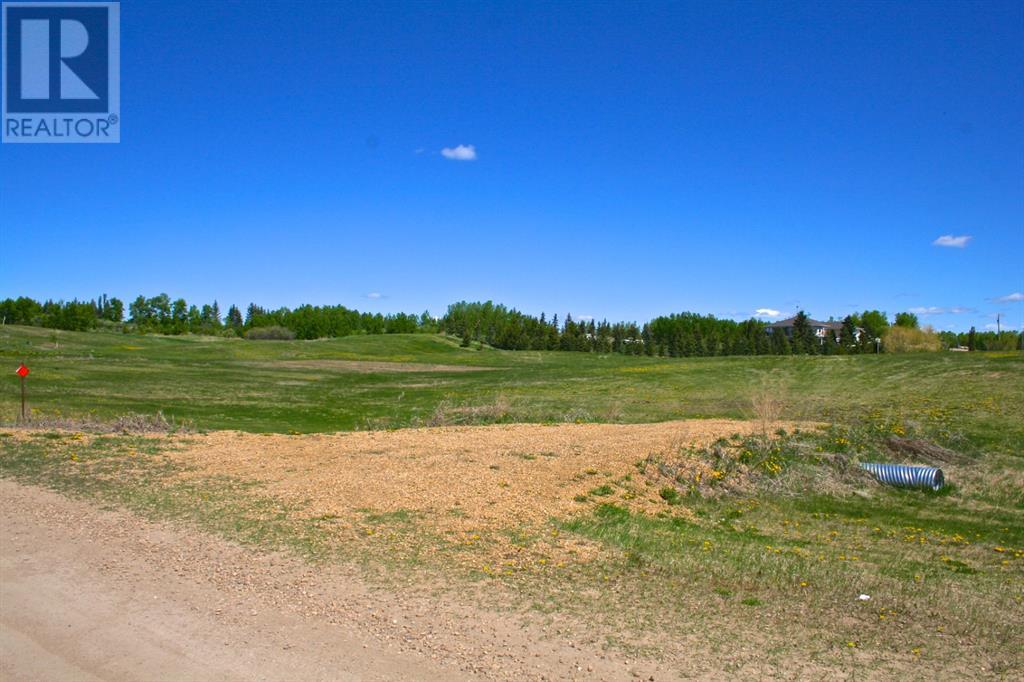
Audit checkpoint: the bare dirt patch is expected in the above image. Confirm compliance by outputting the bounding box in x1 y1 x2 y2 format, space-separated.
1 479 672 681
173 420 792 538
245 360 495 373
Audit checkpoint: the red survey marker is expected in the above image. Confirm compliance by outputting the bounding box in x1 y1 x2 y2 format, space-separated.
16 364 29 377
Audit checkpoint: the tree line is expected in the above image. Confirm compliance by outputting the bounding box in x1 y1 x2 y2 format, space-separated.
0 294 436 339
938 327 1022 352
440 302 896 356
1 294 1020 352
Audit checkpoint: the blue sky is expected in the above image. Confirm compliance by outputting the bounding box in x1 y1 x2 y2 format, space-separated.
1 0 1022 331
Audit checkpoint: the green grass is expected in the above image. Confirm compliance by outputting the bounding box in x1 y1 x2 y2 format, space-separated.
554 479 1023 673
1 326 1022 453
1 325 1022 674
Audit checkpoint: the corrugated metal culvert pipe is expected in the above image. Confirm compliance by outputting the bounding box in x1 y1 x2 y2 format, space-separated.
859 463 944 491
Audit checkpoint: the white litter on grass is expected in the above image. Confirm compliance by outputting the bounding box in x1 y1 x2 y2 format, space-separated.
858 594 871 601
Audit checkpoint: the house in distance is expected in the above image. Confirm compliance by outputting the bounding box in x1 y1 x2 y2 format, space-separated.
766 316 863 343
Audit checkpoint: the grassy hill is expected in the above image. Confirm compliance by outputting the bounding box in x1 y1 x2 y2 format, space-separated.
1 325 1021 451
2 324 1022 675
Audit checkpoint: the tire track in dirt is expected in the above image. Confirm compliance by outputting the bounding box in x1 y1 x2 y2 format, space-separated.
0 480 671 681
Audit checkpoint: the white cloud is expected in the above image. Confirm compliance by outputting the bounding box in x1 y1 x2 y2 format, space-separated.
754 308 782 318
365 292 383 300
909 306 974 315
996 292 1024 303
440 144 477 161
932 235 971 248
578 315 594 322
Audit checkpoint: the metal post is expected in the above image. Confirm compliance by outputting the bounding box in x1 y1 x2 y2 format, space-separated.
20 373 26 422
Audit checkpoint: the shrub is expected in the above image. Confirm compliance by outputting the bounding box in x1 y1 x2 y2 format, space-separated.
883 325 941 353
244 325 295 341
659 486 680 504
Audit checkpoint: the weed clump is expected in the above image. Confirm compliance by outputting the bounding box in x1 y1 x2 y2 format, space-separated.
637 430 873 500
659 486 681 505
428 395 511 426
244 326 296 340
2 410 192 434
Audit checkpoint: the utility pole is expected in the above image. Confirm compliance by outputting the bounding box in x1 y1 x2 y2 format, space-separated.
997 313 1001 335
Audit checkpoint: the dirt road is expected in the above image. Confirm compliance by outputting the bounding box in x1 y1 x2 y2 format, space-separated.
0 480 667 681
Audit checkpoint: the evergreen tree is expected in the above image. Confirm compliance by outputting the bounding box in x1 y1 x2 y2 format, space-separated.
821 330 838 355
791 311 815 354
840 316 859 353
756 330 770 355
770 327 791 355
641 323 653 356
226 305 244 329
734 335 749 356
245 303 261 326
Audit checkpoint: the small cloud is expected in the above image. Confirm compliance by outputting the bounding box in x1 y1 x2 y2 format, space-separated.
578 315 594 322
909 306 974 315
755 308 782 318
441 144 477 161
995 292 1024 303
414 147 425 155
365 292 383 300
932 235 971 248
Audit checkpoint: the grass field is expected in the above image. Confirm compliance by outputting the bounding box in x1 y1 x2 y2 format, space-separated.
1 325 1022 676
1 324 1021 451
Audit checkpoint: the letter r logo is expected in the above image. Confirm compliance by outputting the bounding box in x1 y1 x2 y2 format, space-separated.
4 4 110 113
21 18 99 100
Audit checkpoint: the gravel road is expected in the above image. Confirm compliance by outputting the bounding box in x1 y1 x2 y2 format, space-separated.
0 480 666 681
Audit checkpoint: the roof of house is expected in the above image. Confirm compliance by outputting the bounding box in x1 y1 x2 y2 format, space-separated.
767 316 843 330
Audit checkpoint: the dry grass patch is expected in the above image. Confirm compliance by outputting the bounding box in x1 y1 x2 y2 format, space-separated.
244 359 495 373
168 420 796 562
